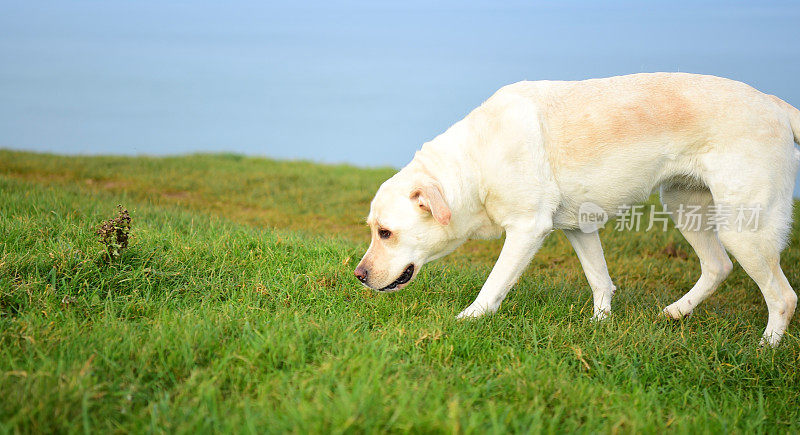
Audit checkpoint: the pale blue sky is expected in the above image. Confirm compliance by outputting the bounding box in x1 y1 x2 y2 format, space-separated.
1 1 799 176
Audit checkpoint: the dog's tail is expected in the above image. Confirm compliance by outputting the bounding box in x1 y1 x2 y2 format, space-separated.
771 95 800 145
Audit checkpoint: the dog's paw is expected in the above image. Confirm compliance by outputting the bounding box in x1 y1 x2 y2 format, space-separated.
591 309 610 322
759 331 783 348
456 304 491 320
661 303 692 320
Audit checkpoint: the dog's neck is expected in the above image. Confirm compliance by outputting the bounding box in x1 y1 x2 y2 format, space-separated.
405 119 496 240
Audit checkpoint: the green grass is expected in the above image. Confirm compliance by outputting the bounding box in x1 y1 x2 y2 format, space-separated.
1 150 799 433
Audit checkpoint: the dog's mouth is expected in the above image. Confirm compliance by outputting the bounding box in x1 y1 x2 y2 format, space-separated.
379 264 415 291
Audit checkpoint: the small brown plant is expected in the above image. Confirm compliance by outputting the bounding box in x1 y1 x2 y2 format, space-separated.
96 205 132 261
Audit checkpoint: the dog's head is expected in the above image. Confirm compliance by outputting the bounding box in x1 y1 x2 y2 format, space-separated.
354 173 461 291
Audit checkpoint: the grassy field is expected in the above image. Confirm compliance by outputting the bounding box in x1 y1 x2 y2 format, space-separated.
1 149 799 433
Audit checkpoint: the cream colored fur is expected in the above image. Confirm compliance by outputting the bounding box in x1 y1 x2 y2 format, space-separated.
356 72 800 346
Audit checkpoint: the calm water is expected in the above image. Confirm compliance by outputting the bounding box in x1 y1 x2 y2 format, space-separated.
1 1 800 191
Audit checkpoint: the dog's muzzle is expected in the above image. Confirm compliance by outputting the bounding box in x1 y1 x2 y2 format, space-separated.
379 264 414 291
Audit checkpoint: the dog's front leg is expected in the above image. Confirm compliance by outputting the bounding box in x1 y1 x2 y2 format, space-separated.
562 229 616 320
457 219 553 319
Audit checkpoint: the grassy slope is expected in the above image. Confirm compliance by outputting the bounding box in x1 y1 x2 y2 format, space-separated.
1 150 799 433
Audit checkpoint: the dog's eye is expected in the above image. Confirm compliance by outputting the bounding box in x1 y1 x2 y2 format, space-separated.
378 229 392 239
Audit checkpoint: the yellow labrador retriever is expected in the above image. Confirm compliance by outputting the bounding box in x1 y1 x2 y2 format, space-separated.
354 72 800 346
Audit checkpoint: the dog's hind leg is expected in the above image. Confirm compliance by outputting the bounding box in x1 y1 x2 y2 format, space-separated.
701 143 799 346
716 228 796 347
711 196 797 346
563 229 616 320
660 186 733 319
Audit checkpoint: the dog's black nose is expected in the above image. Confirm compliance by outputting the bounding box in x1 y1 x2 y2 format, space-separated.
354 266 368 283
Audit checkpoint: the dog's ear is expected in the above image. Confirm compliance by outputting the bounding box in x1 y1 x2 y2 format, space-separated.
410 183 451 226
